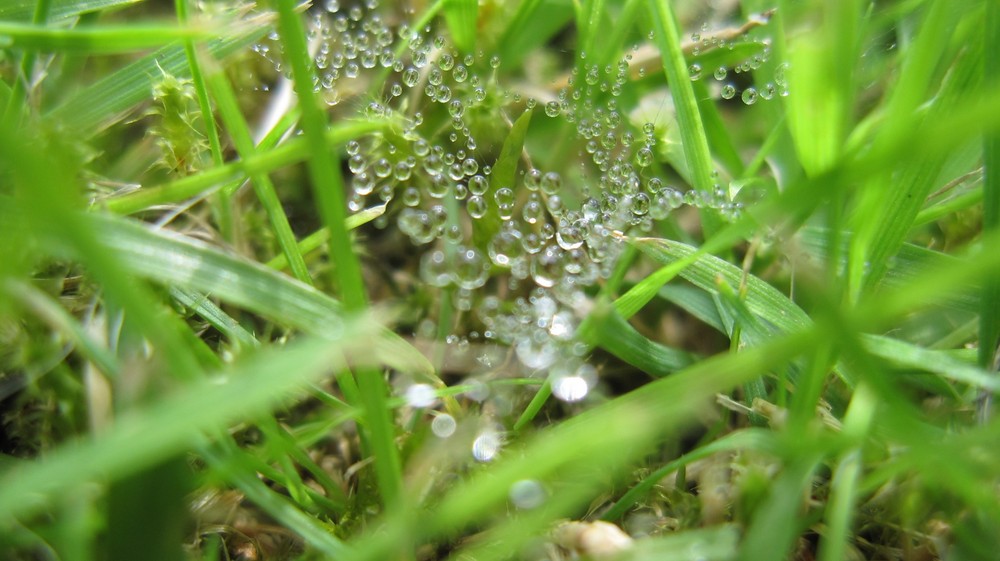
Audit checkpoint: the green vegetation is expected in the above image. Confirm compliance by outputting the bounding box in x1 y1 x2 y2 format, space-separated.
1 0 998 559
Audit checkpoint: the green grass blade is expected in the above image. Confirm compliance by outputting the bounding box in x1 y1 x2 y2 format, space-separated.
274 0 401 511
602 429 777 521
474 108 532 247
266 204 386 271
205 66 312 285
737 456 823 561
0 325 376 522
45 18 270 134
583 305 696 376
779 0 863 175
198 440 352 558
442 0 478 54
647 0 720 235
102 119 390 215
496 0 573 69
630 236 811 333
981 0 1000 377
89 213 434 377
0 0 138 22
0 21 219 53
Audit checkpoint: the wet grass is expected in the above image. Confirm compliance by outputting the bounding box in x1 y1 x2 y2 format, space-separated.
1 0 999 560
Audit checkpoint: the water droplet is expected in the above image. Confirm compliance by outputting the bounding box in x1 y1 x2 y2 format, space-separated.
419 249 452 286
760 82 776 100
714 66 727 80
467 195 487 218
721 84 736 100
552 374 589 402
545 101 561 117
494 187 515 207
540 172 562 195
509 480 547 509
431 413 457 437
741 87 758 105
404 383 437 408
489 54 501 69
472 430 502 462
530 245 563 288
348 154 367 174
454 246 489 289
468 174 488 195
635 147 653 168
488 228 524 266
688 63 702 80
515 336 558 369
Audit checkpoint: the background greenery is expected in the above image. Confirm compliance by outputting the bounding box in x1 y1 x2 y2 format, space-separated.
1 0 999 560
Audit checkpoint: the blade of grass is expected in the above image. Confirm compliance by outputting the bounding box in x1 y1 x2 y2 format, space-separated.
89 212 434 377
582 305 696 376
647 0 720 235
0 0 138 22
442 0 477 54
198 439 352 558
602 428 778 521
0 323 376 522
474 108 532 247
980 0 1000 391
274 0 402 510
103 119 390 215
0 20 219 53
45 17 271 134
495 0 573 69
779 0 863 176
205 66 312 285
3 278 121 380
266 204 386 271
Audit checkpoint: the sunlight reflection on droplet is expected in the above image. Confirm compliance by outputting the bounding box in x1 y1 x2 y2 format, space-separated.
472 430 502 462
404 383 437 408
431 413 457 438
509 479 547 509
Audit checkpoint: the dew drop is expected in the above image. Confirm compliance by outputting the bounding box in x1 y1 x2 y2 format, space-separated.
714 66 727 80
454 246 489 290
404 383 437 408
688 63 703 80
509 480 547 509
494 187 515 207
472 430 502 462
419 249 452 286
431 413 457 438
721 84 737 100
741 87 758 105
467 195 487 219
545 101 561 117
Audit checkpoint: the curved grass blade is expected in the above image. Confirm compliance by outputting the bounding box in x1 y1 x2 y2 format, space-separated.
0 325 376 523
45 15 271 134
89 213 434 377
0 0 138 22
0 21 216 53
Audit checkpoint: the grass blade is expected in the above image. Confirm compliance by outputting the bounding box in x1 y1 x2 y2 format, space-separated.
0 324 376 522
0 0 139 22
89 213 434 377
647 0 720 234
45 18 270 134
0 21 216 53
981 1 1000 383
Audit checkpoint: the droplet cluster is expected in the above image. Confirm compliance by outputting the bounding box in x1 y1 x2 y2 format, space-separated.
249 3 777 456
